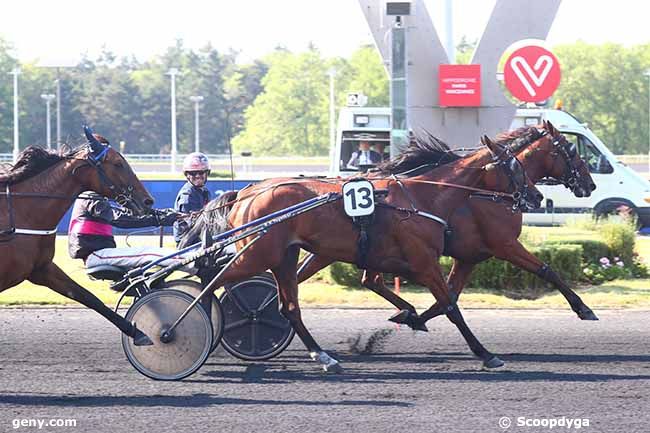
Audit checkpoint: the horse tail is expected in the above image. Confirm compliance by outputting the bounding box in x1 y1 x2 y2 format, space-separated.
178 190 239 249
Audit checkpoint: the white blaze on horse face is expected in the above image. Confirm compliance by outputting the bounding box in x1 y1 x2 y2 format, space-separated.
510 55 554 97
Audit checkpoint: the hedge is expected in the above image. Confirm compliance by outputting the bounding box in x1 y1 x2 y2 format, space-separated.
322 243 584 300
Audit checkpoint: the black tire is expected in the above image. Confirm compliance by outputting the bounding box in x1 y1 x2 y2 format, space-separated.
220 275 295 361
594 199 640 228
162 279 225 354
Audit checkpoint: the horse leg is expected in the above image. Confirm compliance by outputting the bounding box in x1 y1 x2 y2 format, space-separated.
28 262 152 345
412 260 476 322
296 253 333 284
274 245 342 373
493 240 597 320
409 261 503 368
360 270 426 331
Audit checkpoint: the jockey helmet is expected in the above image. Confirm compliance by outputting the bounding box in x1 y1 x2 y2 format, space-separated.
182 152 211 173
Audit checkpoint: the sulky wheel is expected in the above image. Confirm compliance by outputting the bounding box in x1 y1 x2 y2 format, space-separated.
122 289 213 381
162 279 224 354
220 275 295 361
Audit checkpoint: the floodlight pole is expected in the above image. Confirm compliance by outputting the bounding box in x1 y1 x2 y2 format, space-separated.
190 95 204 153
645 70 650 174
41 94 56 149
10 67 20 162
167 68 180 172
327 68 337 152
55 72 62 151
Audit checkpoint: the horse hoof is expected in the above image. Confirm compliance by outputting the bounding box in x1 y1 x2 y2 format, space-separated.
483 356 505 369
133 330 153 346
388 309 411 324
389 310 427 331
411 321 428 332
577 309 599 321
323 362 343 374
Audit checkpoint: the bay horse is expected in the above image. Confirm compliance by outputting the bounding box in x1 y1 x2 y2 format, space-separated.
0 127 155 345
296 121 599 330
182 136 543 371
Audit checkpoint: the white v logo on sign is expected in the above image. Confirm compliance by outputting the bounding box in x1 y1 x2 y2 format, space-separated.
510 55 554 97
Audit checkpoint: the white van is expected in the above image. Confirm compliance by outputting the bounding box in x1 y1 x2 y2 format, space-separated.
332 106 650 227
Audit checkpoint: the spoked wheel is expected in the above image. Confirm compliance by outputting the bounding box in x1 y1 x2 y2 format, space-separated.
162 279 225 354
122 289 213 381
220 275 295 361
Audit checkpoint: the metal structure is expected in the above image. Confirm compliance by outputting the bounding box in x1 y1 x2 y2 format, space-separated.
358 0 561 148
189 95 204 153
167 68 180 172
91 192 340 380
9 67 20 162
41 94 56 149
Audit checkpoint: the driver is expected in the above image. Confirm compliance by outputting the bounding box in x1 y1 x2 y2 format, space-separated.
173 152 212 245
346 140 382 170
68 192 186 270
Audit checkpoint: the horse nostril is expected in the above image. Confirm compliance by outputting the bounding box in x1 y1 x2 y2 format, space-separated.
144 198 154 207
590 183 596 191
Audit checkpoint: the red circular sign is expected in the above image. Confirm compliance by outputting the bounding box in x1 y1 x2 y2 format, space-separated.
504 45 561 102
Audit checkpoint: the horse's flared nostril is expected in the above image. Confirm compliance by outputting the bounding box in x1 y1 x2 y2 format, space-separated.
144 198 154 207
590 183 596 191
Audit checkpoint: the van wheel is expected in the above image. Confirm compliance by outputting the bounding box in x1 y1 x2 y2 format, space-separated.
594 201 639 227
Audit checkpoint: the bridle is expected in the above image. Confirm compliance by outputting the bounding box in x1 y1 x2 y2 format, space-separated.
0 127 140 239
482 144 539 212
75 143 138 210
543 130 581 190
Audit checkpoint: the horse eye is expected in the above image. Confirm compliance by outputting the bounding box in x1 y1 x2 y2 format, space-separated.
115 161 125 169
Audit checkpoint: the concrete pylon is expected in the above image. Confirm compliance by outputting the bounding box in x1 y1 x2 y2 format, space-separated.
358 0 561 148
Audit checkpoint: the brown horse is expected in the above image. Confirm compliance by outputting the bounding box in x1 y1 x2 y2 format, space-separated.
0 127 155 345
297 121 598 330
298 122 598 330
183 136 543 371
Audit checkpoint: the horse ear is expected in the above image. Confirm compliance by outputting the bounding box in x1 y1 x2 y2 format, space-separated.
83 125 104 155
481 134 503 154
545 120 557 135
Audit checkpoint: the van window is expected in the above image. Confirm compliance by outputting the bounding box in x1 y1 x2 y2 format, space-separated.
563 133 614 174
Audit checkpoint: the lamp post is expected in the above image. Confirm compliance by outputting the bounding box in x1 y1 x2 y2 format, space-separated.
9 67 20 162
167 68 180 172
645 70 650 174
327 67 337 169
189 95 204 153
41 94 56 150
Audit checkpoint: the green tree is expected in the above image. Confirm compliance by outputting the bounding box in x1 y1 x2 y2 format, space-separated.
233 47 330 156
554 42 650 153
342 44 389 106
0 37 18 153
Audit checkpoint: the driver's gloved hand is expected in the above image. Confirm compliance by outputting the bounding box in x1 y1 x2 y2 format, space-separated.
153 208 180 226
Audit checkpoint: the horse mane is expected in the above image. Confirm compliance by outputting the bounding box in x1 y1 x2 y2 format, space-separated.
376 131 462 176
495 126 544 152
0 145 82 185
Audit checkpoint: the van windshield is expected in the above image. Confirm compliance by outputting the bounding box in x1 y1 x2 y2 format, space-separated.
339 131 390 172
564 133 613 174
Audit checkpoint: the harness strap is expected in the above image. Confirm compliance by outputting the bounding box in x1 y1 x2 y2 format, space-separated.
376 202 448 227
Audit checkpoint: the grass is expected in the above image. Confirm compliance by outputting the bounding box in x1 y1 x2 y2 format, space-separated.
2 226 650 308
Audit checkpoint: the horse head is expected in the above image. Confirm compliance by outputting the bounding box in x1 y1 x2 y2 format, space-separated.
481 135 544 211
538 120 596 198
76 126 154 215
